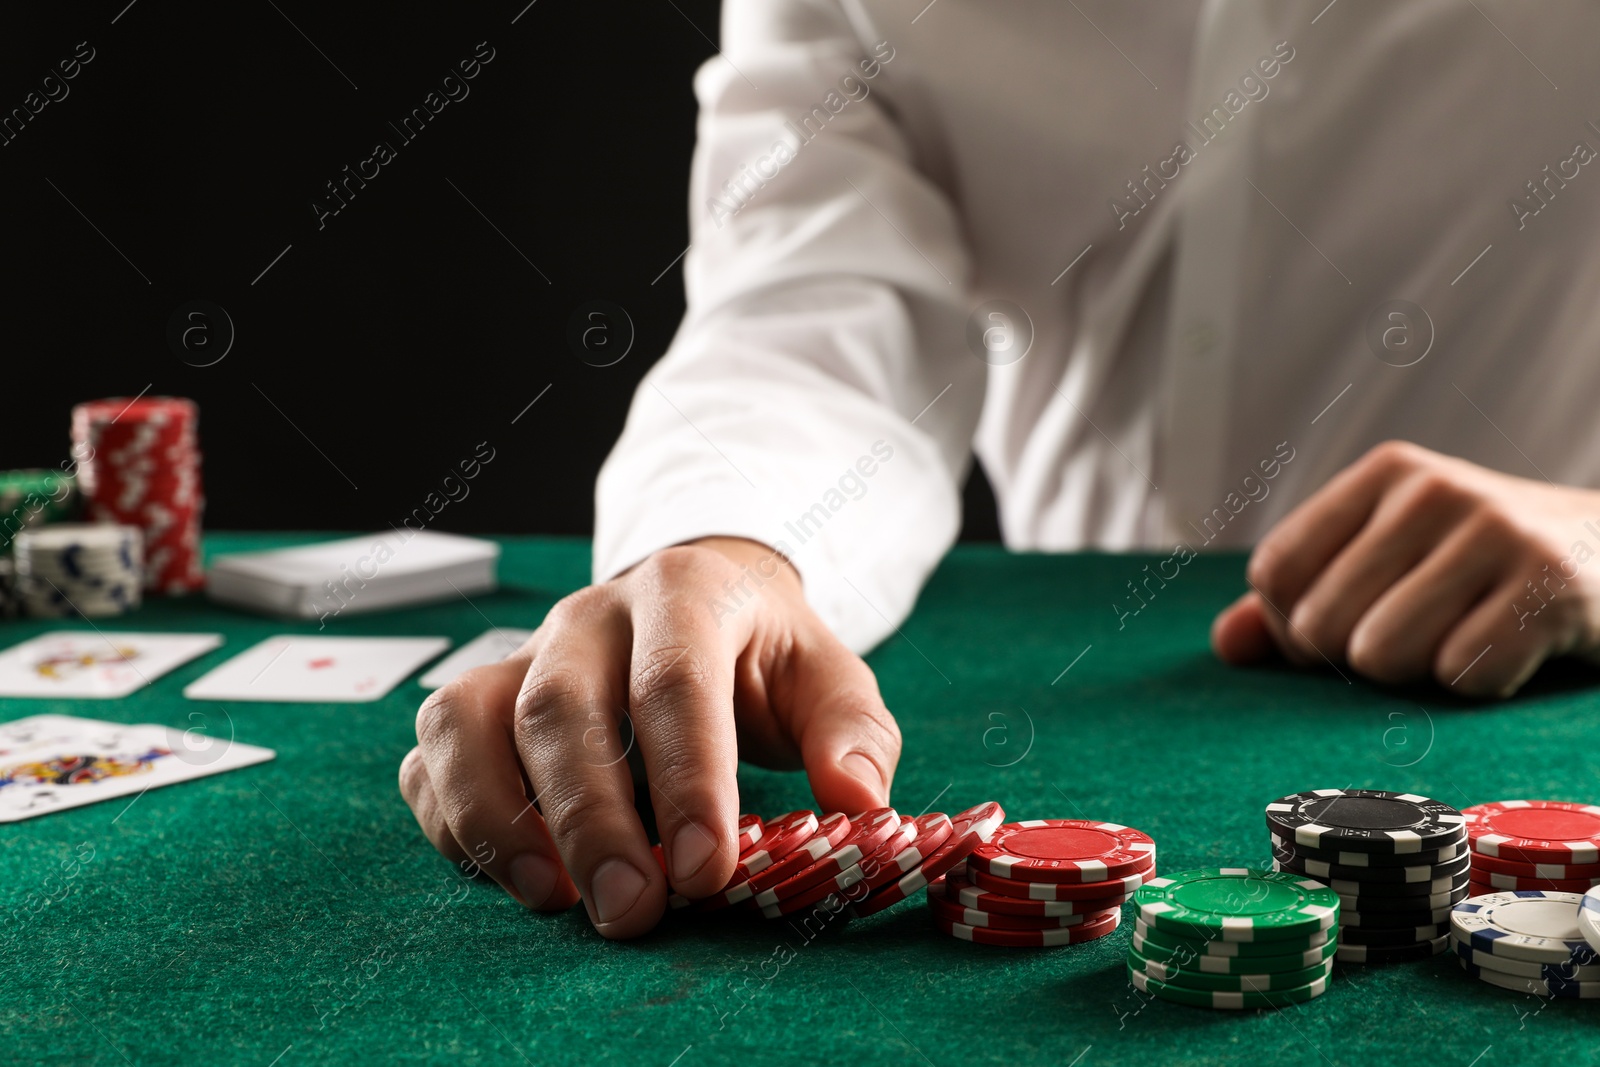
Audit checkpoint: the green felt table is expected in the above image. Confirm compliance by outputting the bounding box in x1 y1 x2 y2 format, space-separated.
4 533 1598 1066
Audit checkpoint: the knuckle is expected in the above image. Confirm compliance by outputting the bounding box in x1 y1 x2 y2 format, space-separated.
514 667 593 732
543 586 612 632
635 544 730 591
414 690 462 749
1365 439 1425 474
537 787 615 847
1348 634 1409 683
632 645 716 710
397 746 429 801
1394 470 1466 514
1246 540 1287 602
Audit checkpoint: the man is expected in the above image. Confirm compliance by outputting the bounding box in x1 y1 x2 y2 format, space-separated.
401 1 1600 939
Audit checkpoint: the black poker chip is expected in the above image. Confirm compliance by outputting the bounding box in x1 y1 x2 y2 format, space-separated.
1272 841 1471 885
1269 833 1464 869
1337 921 1451 946
1334 935 1450 964
1265 790 1465 854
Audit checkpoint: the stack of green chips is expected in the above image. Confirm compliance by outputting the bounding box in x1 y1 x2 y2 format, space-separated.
1127 867 1341 1009
0 468 80 615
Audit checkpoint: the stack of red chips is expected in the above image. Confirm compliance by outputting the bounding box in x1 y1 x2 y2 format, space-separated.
70 396 205 594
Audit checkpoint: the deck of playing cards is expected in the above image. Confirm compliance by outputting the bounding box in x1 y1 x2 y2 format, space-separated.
0 714 275 822
204 530 499 621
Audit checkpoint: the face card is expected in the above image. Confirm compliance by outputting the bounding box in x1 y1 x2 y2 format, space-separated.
0 632 224 699
418 627 533 689
183 635 450 702
0 724 275 822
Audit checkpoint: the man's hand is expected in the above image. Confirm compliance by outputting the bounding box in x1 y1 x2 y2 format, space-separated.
1212 441 1600 698
397 537 901 939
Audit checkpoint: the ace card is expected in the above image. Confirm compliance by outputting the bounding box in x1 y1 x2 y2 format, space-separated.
183 635 450 702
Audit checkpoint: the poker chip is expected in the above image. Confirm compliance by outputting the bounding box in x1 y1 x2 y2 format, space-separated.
1333 935 1449 963
758 861 869 918
13 523 143 618
855 812 953 893
1271 833 1463 869
926 889 1098 929
742 812 854 894
937 908 1120 947
725 811 815 882
1266 789 1466 854
1454 938 1600 980
1459 959 1600 998
1129 946 1333 991
1581 886 1600 955
1128 967 1329 1009
1462 800 1600 864
1132 918 1330 957
1450 890 1600 965
1131 930 1337 973
1469 850 1600 880
1336 921 1450 946
1274 840 1471 884
967 863 1148 902
1305 867 1471 899
71 397 205 594
939 866 1113 917
967 819 1156 883
753 808 901 908
735 813 764 854
1480 870 1600 893
1134 868 1339 943
1340 903 1453 928
1334 886 1466 913
848 801 1007 918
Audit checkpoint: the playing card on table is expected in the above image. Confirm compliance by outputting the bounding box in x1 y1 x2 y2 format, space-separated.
0 714 138 757
0 632 223 699
183 635 450 702
418 627 533 689
0 721 275 822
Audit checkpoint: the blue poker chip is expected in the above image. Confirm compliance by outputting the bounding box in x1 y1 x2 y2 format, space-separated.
1450 890 1600 965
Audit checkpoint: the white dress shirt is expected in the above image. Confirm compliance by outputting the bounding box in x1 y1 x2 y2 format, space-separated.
595 0 1600 653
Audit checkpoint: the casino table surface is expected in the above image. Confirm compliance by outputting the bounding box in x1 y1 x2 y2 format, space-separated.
4 533 1598 1066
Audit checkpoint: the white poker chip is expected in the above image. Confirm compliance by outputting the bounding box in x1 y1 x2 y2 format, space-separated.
1450 890 1599 965
1579 886 1600 957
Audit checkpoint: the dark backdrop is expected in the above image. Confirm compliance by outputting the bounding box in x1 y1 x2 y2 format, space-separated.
2 1 1000 541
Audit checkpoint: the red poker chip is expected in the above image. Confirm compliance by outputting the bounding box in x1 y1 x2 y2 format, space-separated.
759 862 871 918
740 812 853 895
854 813 955 893
949 865 1135 914
679 811 824 913
947 870 1139 908
1463 801 1600 863
966 862 1151 902
735 813 764 854
926 886 1103 930
1479 870 1600 893
936 908 1122 947
848 801 1007 918
968 819 1156 884
754 808 901 907
1468 850 1600 880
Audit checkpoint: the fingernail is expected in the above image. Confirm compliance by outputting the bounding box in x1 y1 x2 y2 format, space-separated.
508 853 559 909
670 822 718 883
589 858 649 925
842 751 884 797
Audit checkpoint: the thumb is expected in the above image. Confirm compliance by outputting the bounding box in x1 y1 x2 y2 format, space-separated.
1211 591 1278 665
786 639 902 814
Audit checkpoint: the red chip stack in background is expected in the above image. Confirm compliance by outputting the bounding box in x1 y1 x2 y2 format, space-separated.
71 397 205 594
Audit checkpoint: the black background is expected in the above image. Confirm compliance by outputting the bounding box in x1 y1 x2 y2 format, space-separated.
2 1 1000 541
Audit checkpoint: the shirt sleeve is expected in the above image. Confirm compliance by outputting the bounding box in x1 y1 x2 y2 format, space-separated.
592 0 984 654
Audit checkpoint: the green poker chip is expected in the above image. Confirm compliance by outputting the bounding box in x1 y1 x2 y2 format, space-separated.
1128 944 1333 991
1132 917 1330 957
1130 927 1337 972
1128 965 1331 1009
0 469 78 554
1134 867 1339 943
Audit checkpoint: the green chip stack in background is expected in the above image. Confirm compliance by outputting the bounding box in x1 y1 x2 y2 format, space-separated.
1127 867 1339 1009
0 469 80 616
